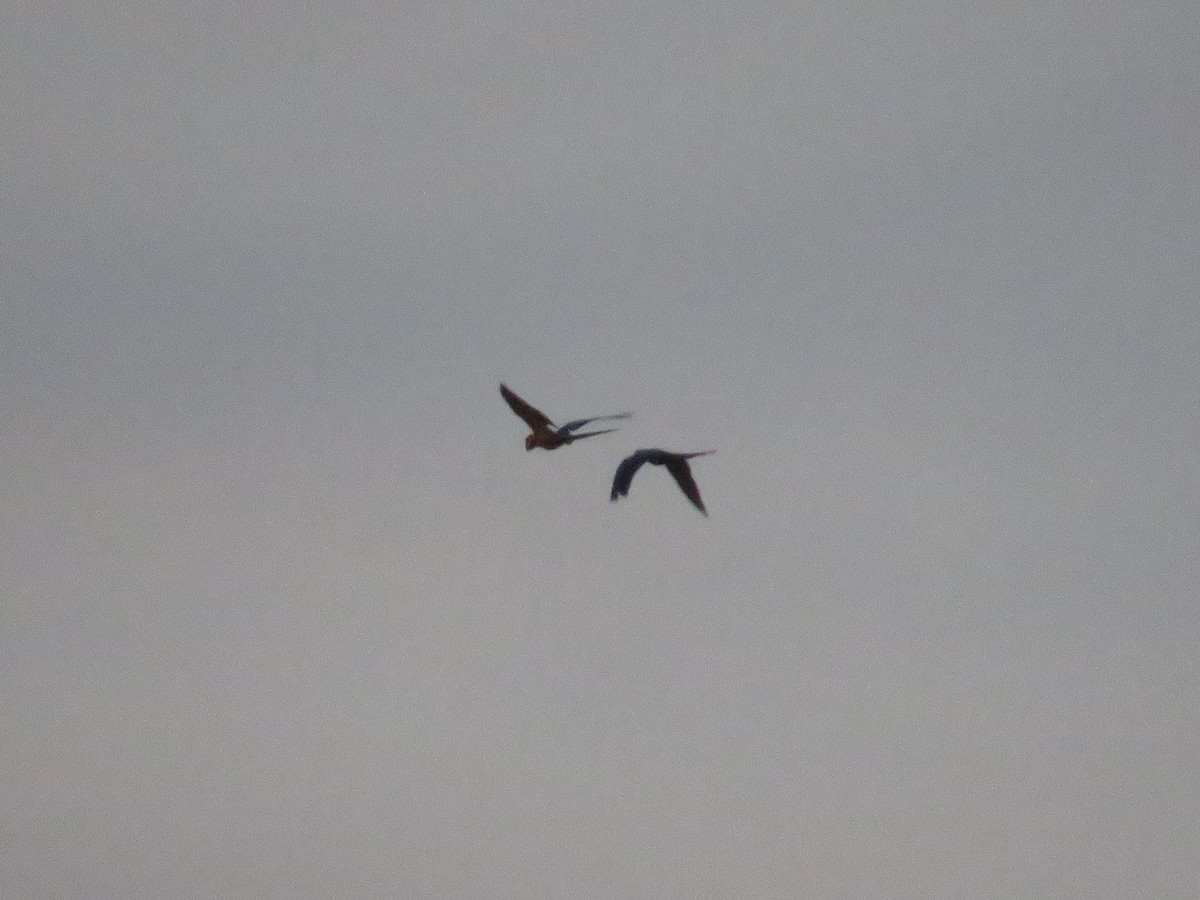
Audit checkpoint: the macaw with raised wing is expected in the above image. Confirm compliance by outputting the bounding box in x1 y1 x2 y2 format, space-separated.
500 383 632 451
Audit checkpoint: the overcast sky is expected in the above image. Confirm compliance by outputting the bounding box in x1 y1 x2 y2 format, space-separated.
3 1 1198 897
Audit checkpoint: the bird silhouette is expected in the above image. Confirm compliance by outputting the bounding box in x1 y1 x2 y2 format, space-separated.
610 449 715 515
500 383 631 451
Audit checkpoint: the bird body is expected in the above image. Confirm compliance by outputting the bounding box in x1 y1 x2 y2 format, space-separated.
500 384 631 451
610 448 715 515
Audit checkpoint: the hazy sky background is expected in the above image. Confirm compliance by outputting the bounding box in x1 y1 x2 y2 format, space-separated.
3 1 1198 897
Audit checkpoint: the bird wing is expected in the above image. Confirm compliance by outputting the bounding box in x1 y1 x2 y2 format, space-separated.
567 427 619 442
500 384 554 431
558 412 632 434
664 456 707 515
610 450 653 501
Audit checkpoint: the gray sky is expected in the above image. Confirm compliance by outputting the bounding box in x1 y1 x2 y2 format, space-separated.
3 1 1198 897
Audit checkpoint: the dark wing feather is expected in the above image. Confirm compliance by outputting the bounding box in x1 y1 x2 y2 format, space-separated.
610 450 652 501
566 427 618 441
664 456 707 515
500 384 554 431
559 412 632 433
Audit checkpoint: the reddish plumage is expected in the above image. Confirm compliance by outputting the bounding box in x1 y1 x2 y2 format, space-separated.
500 384 631 451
